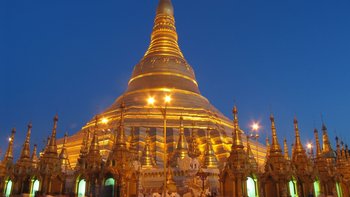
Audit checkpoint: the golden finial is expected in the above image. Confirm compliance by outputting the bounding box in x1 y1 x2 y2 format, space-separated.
156 0 174 16
59 133 69 160
89 128 100 155
321 123 334 156
31 144 39 168
293 117 305 155
232 105 243 148
47 114 59 154
174 116 189 159
143 0 183 59
265 136 270 157
19 122 32 160
4 128 16 161
188 125 201 158
202 128 218 168
283 138 290 160
141 129 156 168
314 129 322 157
270 114 282 153
116 102 127 147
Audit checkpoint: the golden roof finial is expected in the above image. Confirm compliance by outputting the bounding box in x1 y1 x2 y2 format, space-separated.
141 129 156 168
232 106 243 148
174 116 189 159
283 138 290 160
31 144 39 168
203 128 218 168
4 128 16 162
89 127 100 155
314 129 322 157
60 133 72 171
19 122 32 160
47 114 59 154
116 102 127 147
188 124 201 158
265 136 270 157
321 123 334 156
270 114 282 153
143 0 183 59
293 117 305 155
156 0 174 16
59 132 69 160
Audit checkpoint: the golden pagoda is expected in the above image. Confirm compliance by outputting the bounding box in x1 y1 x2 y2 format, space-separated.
58 0 262 170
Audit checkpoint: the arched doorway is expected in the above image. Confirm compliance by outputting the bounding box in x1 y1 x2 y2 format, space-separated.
104 178 115 197
31 179 40 196
313 180 320 196
4 179 13 197
77 179 86 197
247 176 258 197
288 179 298 197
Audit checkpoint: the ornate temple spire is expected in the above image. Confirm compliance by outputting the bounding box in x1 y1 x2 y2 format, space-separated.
19 123 32 160
59 133 71 171
232 106 243 148
4 128 16 162
88 116 101 155
31 144 39 168
246 134 258 168
336 137 341 159
188 125 201 158
341 141 346 159
115 102 127 148
47 115 59 154
270 114 282 153
284 138 290 160
346 145 349 159
203 128 218 168
321 123 334 154
144 0 183 59
314 129 322 157
293 118 305 155
265 137 270 157
80 129 89 156
141 129 156 168
174 116 189 159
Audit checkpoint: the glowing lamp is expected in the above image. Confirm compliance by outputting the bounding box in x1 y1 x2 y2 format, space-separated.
147 97 155 105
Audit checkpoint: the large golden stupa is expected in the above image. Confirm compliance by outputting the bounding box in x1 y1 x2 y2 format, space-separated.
59 0 264 168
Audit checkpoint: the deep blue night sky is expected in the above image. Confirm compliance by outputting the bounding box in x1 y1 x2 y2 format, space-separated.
1 0 350 158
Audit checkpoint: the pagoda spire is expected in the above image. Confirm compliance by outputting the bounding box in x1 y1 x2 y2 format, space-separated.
144 0 183 59
321 123 333 154
31 144 39 168
336 137 341 159
270 114 282 153
284 138 290 160
314 129 322 157
232 106 243 148
265 137 270 157
141 129 156 168
203 128 218 168
115 102 127 148
174 116 189 159
19 123 32 160
293 118 305 155
4 128 16 162
47 114 59 154
89 116 100 154
188 125 201 158
59 133 72 171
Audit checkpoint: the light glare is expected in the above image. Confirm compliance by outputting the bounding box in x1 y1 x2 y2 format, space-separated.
147 97 155 105
101 118 109 124
164 95 171 103
251 122 260 131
